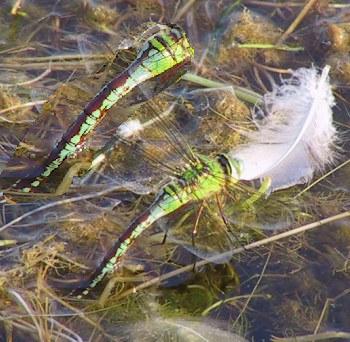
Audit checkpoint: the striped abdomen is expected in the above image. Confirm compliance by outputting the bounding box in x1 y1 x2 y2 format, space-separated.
73 155 229 297
10 24 194 193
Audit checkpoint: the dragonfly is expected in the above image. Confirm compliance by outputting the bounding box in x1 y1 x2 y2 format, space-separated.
70 65 336 298
0 23 194 195
72 118 271 297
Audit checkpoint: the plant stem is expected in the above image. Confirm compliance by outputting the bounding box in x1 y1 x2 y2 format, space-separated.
272 331 350 342
182 72 263 106
233 42 304 52
278 0 319 44
115 210 350 301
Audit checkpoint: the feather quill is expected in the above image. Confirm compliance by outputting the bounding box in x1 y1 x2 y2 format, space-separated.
227 65 337 192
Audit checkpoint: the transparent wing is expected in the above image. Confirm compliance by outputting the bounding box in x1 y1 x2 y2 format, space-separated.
133 87 308 262
159 180 307 263
75 84 247 194
0 33 120 191
0 28 192 194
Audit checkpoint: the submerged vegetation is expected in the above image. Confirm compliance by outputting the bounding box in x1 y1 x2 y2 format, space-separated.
0 1 349 341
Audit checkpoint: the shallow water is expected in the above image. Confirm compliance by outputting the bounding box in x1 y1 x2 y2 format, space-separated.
0 1 349 341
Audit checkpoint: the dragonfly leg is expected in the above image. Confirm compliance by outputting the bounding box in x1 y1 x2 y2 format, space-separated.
54 161 92 195
215 193 245 250
161 231 168 245
191 202 204 272
240 177 272 210
192 202 204 245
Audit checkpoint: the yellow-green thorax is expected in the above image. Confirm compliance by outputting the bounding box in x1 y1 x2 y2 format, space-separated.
130 24 195 82
150 154 233 220
77 154 236 297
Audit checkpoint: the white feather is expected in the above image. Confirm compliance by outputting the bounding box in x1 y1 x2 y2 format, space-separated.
227 65 337 192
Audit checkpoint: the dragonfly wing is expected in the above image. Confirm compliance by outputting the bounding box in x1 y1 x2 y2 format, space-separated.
0 190 129 253
118 61 189 107
156 203 240 263
0 83 92 190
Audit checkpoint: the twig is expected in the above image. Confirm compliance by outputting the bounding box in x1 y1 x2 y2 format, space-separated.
0 66 51 87
172 0 198 23
233 42 304 52
40 286 111 339
8 290 44 342
3 53 107 63
253 62 293 74
272 331 350 342
243 0 350 8
0 239 17 247
314 288 350 334
0 100 45 120
295 159 350 197
0 61 102 71
278 0 319 44
233 249 272 327
11 0 24 15
201 294 268 316
115 210 350 300
244 0 304 7
0 185 124 233
48 318 83 342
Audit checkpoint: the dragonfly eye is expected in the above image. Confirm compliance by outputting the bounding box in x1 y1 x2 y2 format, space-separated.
169 24 184 40
217 154 233 176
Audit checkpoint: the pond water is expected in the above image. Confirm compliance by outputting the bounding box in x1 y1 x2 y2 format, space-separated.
0 1 349 341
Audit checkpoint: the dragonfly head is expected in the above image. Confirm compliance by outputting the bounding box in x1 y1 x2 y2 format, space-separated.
167 23 195 58
217 153 242 181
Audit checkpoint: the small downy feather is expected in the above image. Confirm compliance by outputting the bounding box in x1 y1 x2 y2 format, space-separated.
227 65 337 192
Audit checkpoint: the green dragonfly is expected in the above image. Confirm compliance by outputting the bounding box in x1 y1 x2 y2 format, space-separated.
0 20 332 300
0 23 194 195
70 64 335 298
72 116 272 297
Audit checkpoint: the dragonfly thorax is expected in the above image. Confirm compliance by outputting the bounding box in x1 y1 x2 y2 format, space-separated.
150 154 230 220
136 23 194 66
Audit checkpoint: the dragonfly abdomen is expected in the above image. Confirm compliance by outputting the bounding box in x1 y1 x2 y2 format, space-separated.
75 207 159 298
75 155 233 297
9 25 194 194
11 70 132 192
